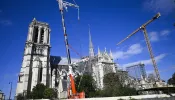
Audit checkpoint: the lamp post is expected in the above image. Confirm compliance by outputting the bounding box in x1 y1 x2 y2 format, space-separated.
9 82 12 100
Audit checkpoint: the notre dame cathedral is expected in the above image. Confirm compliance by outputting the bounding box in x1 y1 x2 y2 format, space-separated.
16 18 51 95
16 18 116 98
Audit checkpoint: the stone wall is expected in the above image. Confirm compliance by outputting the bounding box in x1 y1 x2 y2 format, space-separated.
67 94 175 100
24 94 175 100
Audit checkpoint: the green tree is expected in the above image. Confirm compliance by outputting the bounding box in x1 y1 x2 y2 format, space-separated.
75 73 137 97
16 93 24 100
168 73 175 85
103 73 137 97
32 83 47 99
103 73 122 97
25 83 57 99
75 74 97 98
103 73 122 88
16 84 57 99
43 88 57 99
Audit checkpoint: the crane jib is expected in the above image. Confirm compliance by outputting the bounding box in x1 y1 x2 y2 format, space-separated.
116 12 161 81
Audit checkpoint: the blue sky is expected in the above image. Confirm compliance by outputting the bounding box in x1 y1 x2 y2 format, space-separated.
0 0 175 98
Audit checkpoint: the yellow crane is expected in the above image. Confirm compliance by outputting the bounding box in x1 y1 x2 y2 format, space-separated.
117 13 161 81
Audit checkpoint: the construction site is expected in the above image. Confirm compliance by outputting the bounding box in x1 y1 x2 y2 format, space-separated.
10 0 175 100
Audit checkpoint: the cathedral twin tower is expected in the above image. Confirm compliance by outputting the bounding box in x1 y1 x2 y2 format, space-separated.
16 18 51 95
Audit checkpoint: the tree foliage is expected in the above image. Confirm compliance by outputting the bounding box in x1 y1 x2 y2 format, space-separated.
102 73 137 97
75 73 137 98
168 72 175 85
103 73 122 88
32 83 47 99
43 88 57 99
17 83 57 99
16 93 24 100
75 74 97 98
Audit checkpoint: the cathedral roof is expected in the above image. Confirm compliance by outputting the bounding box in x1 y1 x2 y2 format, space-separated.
57 57 80 65
50 56 61 65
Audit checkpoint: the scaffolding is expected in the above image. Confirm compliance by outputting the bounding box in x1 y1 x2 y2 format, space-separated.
126 63 147 80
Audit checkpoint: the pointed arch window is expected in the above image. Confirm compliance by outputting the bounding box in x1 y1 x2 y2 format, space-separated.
39 67 43 83
40 28 44 44
18 74 23 82
33 47 37 54
34 27 39 43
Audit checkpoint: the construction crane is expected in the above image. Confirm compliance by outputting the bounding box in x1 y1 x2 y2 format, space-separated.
56 0 79 65
67 74 85 99
56 0 84 99
117 13 161 81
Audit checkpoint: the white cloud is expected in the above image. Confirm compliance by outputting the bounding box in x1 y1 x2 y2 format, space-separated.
121 53 167 68
59 57 80 65
160 30 171 36
126 44 143 55
143 0 175 14
113 51 126 60
113 43 143 60
149 30 170 42
0 20 12 26
149 32 159 42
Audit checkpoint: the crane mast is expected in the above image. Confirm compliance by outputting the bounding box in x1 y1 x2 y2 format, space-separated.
56 0 79 65
56 0 82 99
117 13 161 81
142 27 160 81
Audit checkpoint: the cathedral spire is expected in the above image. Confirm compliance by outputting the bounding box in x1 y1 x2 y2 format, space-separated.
110 49 113 59
98 46 101 55
33 17 36 21
89 24 94 57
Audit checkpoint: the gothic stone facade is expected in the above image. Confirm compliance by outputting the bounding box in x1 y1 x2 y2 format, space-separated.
16 18 51 95
73 48 116 89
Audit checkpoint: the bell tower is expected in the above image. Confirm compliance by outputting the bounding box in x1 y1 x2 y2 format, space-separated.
16 18 51 96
